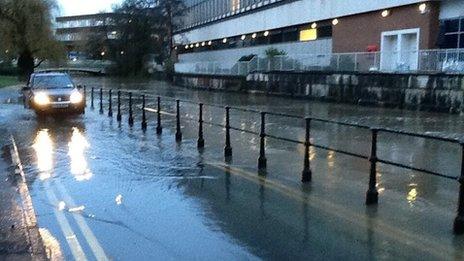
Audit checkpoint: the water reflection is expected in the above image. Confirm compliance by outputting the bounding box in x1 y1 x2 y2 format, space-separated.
32 129 53 180
68 127 92 181
407 183 418 205
327 150 335 168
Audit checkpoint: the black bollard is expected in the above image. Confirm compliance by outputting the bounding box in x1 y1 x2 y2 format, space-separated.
258 112 267 169
156 96 162 134
117 91 122 122
108 89 113 117
128 92 134 127
175 100 182 142
197 103 205 149
224 107 232 158
301 117 312 183
84 86 87 108
99 88 103 114
90 87 94 109
366 128 379 205
453 143 464 234
141 95 147 131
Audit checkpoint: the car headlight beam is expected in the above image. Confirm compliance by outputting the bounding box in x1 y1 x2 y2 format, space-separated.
34 92 50 106
70 91 83 104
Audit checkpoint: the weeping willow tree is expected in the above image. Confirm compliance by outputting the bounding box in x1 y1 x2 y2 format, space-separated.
0 0 65 80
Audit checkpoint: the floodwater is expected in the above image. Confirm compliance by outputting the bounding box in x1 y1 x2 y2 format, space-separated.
1 76 464 260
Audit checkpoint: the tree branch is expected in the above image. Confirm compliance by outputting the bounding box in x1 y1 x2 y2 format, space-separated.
34 59 45 68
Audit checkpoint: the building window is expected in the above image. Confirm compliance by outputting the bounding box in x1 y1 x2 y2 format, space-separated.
439 17 464 49
299 28 317 41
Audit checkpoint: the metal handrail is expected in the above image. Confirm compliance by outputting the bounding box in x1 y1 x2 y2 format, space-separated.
89 87 464 234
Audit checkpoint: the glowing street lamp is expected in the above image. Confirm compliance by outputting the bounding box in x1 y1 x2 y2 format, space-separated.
381 10 390 17
263 31 269 37
332 19 339 26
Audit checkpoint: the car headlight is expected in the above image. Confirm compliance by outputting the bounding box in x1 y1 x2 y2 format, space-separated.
70 91 83 104
34 92 50 106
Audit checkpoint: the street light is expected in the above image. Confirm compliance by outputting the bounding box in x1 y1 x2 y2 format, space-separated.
419 3 428 14
222 38 227 43
101 51 105 56
252 33 257 39
311 22 317 29
381 9 390 17
263 31 269 37
332 19 339 26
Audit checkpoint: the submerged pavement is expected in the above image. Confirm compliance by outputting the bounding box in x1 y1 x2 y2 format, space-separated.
1 77 464 260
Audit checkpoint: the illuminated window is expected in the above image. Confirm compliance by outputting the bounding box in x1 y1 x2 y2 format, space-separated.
299 29 317 41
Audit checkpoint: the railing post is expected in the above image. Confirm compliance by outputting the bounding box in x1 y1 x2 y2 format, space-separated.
198 103 205 149
366 128 379 205
258 112 267 170
453 143 464 234
99 88 103 114
175 99 182 142
224 106 232 158
116 91 121 122
156 96 162 135
141 95 147 131
128 92 134 127
108 89 113 117
301 117 312 182
90 87 94 109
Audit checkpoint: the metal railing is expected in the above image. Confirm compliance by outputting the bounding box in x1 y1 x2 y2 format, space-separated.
88 87 464 234
175 48 464 75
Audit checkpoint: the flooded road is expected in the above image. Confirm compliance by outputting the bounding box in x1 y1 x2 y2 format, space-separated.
1 77 464 260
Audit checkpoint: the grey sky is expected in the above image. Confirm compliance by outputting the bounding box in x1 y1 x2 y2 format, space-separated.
57 0 122 16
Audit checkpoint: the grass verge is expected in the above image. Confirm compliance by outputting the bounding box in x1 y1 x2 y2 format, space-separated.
0 75 19 88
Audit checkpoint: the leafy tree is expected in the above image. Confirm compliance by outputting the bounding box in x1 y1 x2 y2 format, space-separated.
0 0 65 80
91 0 184 76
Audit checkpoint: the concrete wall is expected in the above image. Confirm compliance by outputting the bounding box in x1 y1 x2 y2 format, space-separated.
174 0 424 44
174 71 464 113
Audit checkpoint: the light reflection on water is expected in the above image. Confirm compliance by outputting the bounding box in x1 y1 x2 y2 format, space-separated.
32 129 53 180
407 183 418 205
68 127 92 181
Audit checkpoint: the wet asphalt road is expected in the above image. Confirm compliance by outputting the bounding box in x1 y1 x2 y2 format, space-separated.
1 77 464 260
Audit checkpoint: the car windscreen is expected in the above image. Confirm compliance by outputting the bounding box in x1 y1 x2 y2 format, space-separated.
32 75 74 89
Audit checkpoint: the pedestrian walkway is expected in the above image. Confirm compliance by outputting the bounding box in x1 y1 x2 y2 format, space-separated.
0 99 47 260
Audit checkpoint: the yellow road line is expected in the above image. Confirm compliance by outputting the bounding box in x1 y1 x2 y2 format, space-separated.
54 181 109 261
205 161 456 259
44 182 88 261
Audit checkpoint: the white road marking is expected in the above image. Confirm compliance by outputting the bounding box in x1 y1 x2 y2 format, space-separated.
54 181 109 261
44 181 88 261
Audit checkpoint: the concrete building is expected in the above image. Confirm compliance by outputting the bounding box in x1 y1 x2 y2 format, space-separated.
55 13 121 58
173 0 464 73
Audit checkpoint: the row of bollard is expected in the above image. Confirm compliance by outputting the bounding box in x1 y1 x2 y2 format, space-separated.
88 87 464 235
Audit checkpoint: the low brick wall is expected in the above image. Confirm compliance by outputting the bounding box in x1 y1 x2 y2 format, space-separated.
174 71 464 114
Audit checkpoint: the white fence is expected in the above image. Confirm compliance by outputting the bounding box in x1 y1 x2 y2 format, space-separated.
175 48 464 75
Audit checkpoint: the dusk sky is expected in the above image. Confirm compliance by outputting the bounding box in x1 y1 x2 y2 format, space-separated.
57 0 122 16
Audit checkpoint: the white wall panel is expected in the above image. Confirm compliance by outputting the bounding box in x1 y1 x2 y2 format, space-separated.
178 39 332 63
439 0 464 20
